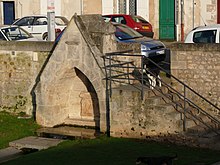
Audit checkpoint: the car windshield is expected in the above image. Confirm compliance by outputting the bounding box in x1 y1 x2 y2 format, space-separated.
115 24 143 40
13 17 35 26
1 26 32 41
131 15 149 23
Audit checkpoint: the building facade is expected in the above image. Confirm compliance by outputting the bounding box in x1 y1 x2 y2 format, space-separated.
102 0 220 40
0 0 219 40
0 0 102 24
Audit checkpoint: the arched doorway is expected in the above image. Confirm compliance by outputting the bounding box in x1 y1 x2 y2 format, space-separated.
63 67 100 130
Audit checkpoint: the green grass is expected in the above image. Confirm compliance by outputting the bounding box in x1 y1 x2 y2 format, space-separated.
1 111 220 165
0 111 40 149
2 137 220 165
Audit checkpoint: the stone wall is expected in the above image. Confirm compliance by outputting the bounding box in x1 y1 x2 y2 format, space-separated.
0 41 53 115
170 43 220 112
0 15 220 138
110 87 183 138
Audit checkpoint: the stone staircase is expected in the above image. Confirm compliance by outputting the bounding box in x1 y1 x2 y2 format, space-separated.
141 80 220 150
102 51 220 149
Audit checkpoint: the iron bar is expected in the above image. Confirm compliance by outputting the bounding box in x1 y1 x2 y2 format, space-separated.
103 57 110 137
141 55 144 100
109 54 112 98
183 86 186 131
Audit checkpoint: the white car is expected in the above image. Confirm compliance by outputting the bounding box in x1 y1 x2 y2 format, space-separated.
185 24 220 43
12 15 68 41
0 25 38 41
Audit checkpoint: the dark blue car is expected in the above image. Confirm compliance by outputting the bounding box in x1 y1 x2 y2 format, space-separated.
114 23 166 63
55 23 167 66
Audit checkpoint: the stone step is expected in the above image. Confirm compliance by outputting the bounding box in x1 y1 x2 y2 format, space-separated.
144 88 157 97
9 136 63 150
156 93 172 104
159 85 169 94
37 126 99 139
186 125 207 136
64 118 96 127
196 113 218 125
0 147 22 164
185 118 197 128
145 93 180 106
184 130 220 150
154 103 176 113
145 96 163 105
172 100 190 109
166 111 182 120
186 123 220 135
181 109 220 130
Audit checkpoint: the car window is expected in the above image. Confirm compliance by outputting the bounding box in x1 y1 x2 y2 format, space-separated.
131 15 149 23
14 17 34 26
33 17 47 25
102 16 111 22
1 27 32 40
193 30 216 43
112 16 126 24
115 24 143 40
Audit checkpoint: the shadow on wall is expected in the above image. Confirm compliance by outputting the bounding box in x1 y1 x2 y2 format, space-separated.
75 67 101 131
30 44 56 121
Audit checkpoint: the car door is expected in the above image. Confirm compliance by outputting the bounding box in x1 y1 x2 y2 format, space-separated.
13 17 35 35
32 17 48 40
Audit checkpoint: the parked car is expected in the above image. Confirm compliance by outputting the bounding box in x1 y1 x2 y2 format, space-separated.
12 15 69 41
185 24 220 43
54 27 65 44
102 14 154 38
0 25 38 41
114 23 165 62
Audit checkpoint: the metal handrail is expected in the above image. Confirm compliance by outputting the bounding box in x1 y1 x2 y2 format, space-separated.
102 50 220 135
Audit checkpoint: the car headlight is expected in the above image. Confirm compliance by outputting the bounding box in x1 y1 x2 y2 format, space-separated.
141 44 150 51
141 44 150 57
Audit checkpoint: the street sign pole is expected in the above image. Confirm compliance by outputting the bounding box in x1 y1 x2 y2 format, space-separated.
47 0 55 41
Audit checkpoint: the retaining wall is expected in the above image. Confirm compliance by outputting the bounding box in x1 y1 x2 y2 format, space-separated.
0 17 219 137
0 41 53 115
170 44 220 113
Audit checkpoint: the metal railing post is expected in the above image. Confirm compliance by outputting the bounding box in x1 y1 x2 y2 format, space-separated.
141 55 144 100
109 54 112 98
183 85 186 131
106 75 110 137
103 56 110 137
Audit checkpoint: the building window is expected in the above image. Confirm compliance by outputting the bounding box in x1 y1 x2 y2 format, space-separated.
129 0 136 15
118 0 126 14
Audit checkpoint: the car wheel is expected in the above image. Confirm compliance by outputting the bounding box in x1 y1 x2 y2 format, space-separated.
43 33 48 41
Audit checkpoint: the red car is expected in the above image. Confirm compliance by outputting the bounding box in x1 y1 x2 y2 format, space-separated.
102 14 154 38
